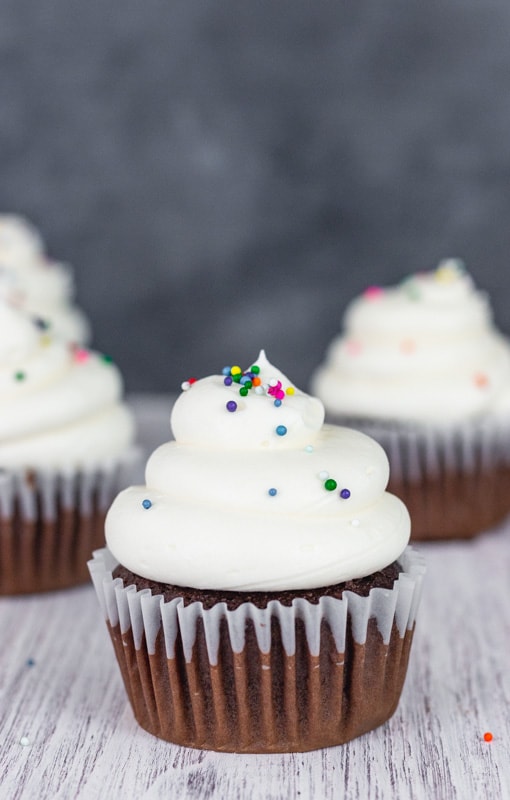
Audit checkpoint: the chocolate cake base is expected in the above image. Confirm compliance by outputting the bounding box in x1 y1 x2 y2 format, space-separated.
0 506 107 595
106 562 416 753
389 464 510 540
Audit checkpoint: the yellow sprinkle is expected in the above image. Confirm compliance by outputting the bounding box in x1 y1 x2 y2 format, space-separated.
434 260 462 284
40 334 52 347
231 365 242 375
286 387 295 395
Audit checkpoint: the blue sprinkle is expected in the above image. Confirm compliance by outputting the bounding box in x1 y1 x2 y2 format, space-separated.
276 425 287 436
274 399 282 407
142 499 152 509
224 376 233 386
268 488 277 496
240 375 250 385
26 658 35 667
340 489 351 499
222 366 231 375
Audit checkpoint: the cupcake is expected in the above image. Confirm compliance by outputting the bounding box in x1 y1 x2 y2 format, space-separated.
0 214 90 344
89 351 424 753
0 301 137 595
312 260 510 540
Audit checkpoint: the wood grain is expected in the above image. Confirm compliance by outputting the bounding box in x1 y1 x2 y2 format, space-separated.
1 395 510 800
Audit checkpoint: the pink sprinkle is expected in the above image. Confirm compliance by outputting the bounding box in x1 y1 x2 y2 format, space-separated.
346 340 362 356
363 285 384 301
74 348 90 363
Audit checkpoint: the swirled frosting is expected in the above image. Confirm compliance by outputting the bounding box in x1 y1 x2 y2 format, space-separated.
312 260 510 424
0 302 134 469
105 351 410 591
0 215 89 343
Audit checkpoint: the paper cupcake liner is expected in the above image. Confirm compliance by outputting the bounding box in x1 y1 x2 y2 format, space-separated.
0 447 140 595
88 546 425 753
331 415 510 540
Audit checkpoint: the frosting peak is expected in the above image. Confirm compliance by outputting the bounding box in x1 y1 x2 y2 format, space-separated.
0 214 90 344
171 350 325 450
312 263 510 424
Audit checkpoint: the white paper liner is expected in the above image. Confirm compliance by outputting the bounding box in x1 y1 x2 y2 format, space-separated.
88 546 425 665
330 414 510 482
0 446 141 522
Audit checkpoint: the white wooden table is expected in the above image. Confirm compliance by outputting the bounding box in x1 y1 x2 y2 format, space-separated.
1 395 510 800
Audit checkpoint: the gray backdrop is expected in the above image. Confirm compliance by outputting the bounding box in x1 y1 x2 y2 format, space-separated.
1 0 510 393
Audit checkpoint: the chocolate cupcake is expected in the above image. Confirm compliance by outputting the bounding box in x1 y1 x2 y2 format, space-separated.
0 301 137 594
312 260 510 540
89 351 424 753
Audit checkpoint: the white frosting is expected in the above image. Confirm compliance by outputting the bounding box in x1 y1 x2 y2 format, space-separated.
106 351 410 591
312 260 510 424
0 215 90 343
0 302 134 469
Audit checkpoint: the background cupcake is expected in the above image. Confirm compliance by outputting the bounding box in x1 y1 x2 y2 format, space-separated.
89 351 424 753
0 214 90 344
312 260 510 540
0 301 137 594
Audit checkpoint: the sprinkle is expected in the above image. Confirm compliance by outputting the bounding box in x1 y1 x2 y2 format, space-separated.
363 285 384 301
346 340 362 356
324 478 338 491
435 259 465 283
269 378 280 388
74 348 90 364
26 658 35 667
340 488 351 499
319 470 329 480
231 365 242 376
286 387 295 395
239 376 251 385
474 373 489 388
33 317 49 331
304 445 314 453
101 354 113 364
14 371 26 382
224 376 233 386
274 399 282 407
252 377 261 387
276 425 287 436
483 732 493 742
351 519 360 527
250 365 260 374
142 499 152 509
254 386 264 395
268 488 277 497
400 339 416 354
226 400 237 412
402 279 421 302
181 381 191 391
239 386 249 397
19 737 30 747
222 366 232 375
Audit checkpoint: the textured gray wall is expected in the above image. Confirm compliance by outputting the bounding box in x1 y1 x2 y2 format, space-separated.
1 0 510 392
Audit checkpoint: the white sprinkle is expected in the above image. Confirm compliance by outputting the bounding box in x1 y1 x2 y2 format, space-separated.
319 470 329 480
304 445 314 453
254 386 264 395
19 736 30 747
351 519 360 527
269 378 278 387
181 381 191 391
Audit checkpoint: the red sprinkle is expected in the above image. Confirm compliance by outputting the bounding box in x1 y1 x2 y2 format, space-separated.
483 731 493 742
